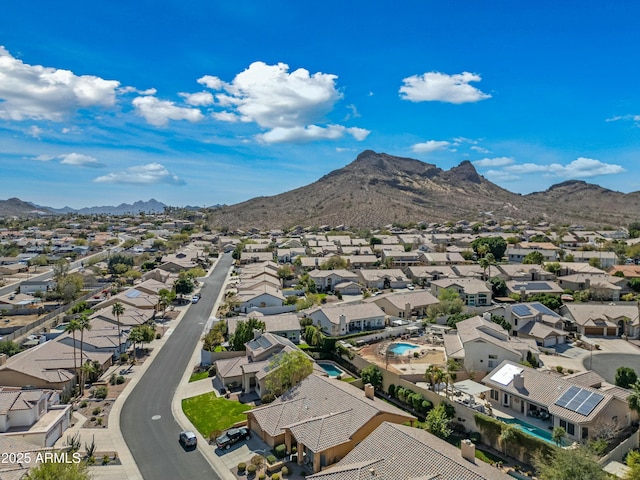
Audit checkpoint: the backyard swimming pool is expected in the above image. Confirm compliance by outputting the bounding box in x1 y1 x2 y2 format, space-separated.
388 342 420 355
498 417 564 446
318 362 346 377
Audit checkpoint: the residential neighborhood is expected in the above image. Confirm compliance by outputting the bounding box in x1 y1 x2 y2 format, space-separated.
1 213 640 479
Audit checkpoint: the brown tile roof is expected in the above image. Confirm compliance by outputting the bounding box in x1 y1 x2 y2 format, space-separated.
249 375 414 441
307 422 511 480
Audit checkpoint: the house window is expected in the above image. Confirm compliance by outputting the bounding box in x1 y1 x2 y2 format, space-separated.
491 389 499 401
559 419 566 429
582 427 589 439
488 354 498 359
514 318 518 326
567 423 575 436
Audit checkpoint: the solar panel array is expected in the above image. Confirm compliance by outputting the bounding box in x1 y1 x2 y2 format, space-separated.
512 304 533 317
554 386 604 416
125 289 141 298
531 302 559 317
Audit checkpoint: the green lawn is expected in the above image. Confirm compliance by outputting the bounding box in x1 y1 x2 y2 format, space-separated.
188 371 209 383
182 393 251 438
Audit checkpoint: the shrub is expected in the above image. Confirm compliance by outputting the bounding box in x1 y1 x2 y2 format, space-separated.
261 393 276 404
247 464 257 474
258 475 266 480
116 375 125 384
237 462 246 473
156 333 162 340
274 443 287 458
469 431 482 443
281 465 289 476
208 365 216 376
102 454 110 465
266 454 277 464
96 417 103 426
556 365 564 373
94 385 108 399
388 384 396 397
92 407 101 415
119 353 129 364
291 446 297 454
80 400 88 408
110 373 117 385
272 474 280 480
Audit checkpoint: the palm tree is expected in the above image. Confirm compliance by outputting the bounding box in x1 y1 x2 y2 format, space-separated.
425 365 445 394
111 302 125 355
485 253 495 280
552 426 566 446
628 381 640 417
77 314 92 395
64 318 82 395
500 424 517 456
81 361 97 386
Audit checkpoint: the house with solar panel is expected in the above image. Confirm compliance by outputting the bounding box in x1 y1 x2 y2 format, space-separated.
490 302 568 348
505 280 564 299
483 361 636 443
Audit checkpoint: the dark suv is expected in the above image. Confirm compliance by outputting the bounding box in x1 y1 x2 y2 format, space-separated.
179 430 197 449
215 427 251 450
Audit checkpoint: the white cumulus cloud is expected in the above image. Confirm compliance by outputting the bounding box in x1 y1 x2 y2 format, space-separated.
179 91 215 106
197 61 366 143
94 163 184 185
504 157 625 178
258 124 370 144
0 46 120 121
411 140 450 154
399 71 491 104
59 153 103 167
132 96 203 126
473 157 514 167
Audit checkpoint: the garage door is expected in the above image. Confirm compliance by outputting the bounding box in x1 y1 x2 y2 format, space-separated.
543 337 556 347
606 327 617 336
584 327 603 336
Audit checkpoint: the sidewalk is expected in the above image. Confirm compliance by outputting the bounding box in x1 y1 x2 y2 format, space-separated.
53 257 232 480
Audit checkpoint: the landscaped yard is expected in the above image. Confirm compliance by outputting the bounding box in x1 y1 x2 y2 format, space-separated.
189 370 210 383
182 393 251 439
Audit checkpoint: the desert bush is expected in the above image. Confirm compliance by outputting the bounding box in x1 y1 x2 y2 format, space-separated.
247 464 257 474
274 443 287 458
94 385 108 399
266 454 277 464
237 462 246 473
92 407 101 415
281 465 289 476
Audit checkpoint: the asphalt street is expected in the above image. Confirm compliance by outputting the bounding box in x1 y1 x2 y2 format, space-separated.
120 253 233 480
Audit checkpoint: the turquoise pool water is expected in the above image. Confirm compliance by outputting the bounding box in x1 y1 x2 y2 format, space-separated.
498 417 564 446
319 362 344 377
388 342 419 355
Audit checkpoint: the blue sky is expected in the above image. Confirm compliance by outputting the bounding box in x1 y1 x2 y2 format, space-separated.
1 1 639 209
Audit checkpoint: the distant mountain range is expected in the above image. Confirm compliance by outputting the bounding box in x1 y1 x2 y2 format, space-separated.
0 198 169 217
204 150 640 229
3 150 640 228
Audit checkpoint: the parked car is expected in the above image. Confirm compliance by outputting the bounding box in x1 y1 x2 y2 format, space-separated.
216 427 251 450
407 284 415 290
179 430 197 449
191 294 201 304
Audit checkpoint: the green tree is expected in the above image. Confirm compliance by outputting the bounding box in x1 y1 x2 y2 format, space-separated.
157 288 176 320
627 381 640 416
173 276 195 298
108 253 134 275
56 273 84 303
303 325 325 347
229 318 266 351
625 450 640 480
500 424 517 455
490 277 507 296
320 256 348 270
629 278 640 293
534 445 607 480
0 340 21 357
425 365 445 393
264 350 313 396
427 288 464 321
615 366 638 388
471 237 507 261
523 251 545 265
111 302 125 354
424 402 453 439
360 365 383 390
64 319 82 390
128 326 144 358
53 258 70 282
527 293 562 310
28 254 49 271
24 459 90 480
77 314 92 394
552 426 566 446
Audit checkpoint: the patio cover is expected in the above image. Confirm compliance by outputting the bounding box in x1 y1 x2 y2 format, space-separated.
453 379 491 396
406 325 420 331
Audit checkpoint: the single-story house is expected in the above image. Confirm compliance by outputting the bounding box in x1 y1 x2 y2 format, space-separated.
357 269 410 290
370 290 439 318
307 421 511 480
307 303 386 336
560 303 639 338
247 375 415 473
483 361 636 442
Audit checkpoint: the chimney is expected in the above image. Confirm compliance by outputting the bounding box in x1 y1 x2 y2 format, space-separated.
482 312 491 322
513 373 525 390
253 329 262 340
461 439 476 463
520 286 526 301
364 383 375 400
0 353 6 366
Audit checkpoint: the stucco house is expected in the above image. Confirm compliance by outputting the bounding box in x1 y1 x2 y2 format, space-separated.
307 421 511 480
307 269 359 292
491 302 567 347
307 303 386 336
247 375 415 473
236 285 286 314
483 361 636 443
227 313 301 344
430 278 492 306
370 290 439 318
444 315 540 373
560 303 639 338
357 269 410 290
